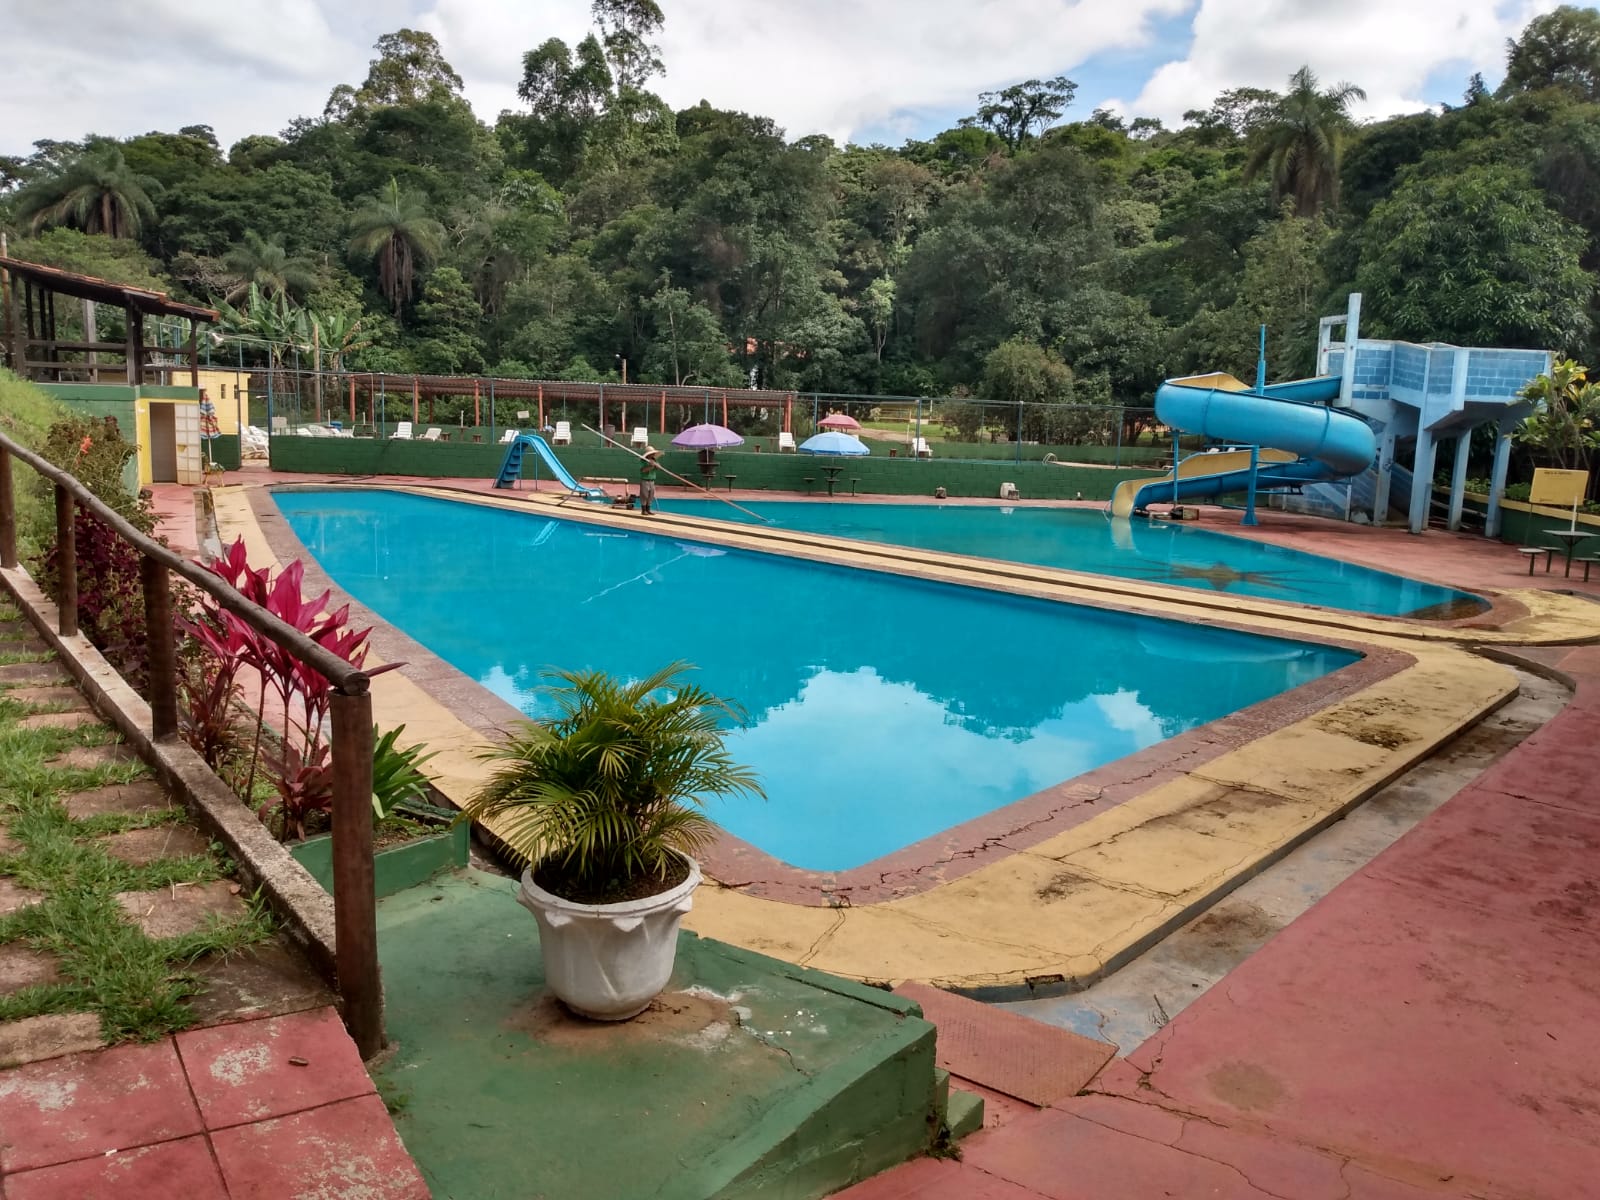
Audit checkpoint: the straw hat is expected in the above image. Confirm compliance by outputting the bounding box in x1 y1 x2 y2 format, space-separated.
643 446 662 458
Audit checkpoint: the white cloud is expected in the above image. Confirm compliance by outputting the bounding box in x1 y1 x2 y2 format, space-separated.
1116 0 1563 126
0 0 1575 158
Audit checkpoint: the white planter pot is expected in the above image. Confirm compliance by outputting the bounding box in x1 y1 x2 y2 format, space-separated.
517 857 702 1020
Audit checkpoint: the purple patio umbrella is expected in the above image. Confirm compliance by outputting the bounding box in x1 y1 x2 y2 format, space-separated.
671 423 744 449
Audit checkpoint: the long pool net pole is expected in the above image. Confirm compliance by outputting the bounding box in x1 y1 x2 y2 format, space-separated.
580 424 774 523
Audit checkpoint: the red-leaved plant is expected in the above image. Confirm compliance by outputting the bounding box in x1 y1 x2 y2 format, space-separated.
179 538 399 840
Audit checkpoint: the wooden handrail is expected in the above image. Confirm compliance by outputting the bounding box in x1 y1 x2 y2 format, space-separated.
0 430 368 695
0 428 382 1057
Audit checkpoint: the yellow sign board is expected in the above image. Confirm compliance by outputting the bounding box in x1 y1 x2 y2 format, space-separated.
1529 468 1590 507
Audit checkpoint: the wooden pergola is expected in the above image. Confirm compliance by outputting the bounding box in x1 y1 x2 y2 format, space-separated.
0 256 218 387
325 373 800 433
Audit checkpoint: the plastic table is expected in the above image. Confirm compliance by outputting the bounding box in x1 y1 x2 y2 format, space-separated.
1545 528 1593 577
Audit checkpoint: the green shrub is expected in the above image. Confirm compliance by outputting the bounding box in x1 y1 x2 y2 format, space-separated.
0 369 69 559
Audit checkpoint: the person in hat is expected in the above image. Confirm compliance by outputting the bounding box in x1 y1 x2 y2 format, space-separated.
639 446 661 514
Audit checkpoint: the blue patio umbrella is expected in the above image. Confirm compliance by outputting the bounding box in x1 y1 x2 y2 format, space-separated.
798 431 869 456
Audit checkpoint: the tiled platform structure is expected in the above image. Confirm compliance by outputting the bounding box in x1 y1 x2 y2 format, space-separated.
1322 335 1551 534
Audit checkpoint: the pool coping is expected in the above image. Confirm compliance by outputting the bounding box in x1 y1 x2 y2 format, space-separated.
251 483 1415 906
216 482 1590 995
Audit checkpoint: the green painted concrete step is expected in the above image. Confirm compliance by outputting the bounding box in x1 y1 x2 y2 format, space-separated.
373 869 943 1200
946 1088 985 1140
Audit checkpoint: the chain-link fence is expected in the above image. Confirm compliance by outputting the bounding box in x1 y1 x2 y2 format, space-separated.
241 369 1178 468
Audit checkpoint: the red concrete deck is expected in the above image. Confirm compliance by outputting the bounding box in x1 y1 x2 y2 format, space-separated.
0 1007 427 1199
841 640 1600 1200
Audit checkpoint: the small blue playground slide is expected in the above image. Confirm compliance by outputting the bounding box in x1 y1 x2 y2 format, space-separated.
1111 373 1376 517
494 432 610 501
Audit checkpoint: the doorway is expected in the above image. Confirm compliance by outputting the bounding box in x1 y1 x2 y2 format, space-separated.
149 403 177 483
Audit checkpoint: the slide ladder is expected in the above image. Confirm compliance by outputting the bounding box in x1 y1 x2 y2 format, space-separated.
1110 373 1375 517
495 432 610 502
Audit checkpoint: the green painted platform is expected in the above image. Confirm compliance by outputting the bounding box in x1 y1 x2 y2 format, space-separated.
374 870 942 1199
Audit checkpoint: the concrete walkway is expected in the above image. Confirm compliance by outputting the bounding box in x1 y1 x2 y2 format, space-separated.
840 639 1600 1199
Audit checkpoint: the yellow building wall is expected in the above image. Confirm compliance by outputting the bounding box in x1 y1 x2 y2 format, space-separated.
134 394 151 487
192 368 247 434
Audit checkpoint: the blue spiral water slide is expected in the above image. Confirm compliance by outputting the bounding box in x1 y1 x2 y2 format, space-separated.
1110 373 1377 517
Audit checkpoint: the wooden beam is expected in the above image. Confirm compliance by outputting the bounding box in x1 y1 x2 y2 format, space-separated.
125 308 140 386
0 446 16 569
15 339 129 355
54 484 77 637
330 691 383 1058
140 556 178 740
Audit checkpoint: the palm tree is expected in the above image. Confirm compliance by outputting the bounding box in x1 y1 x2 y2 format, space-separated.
347 178 444 316
460 662 763 895
223 231 319 305
309 309 372 371
1244 66 1367 218
13 146 158 239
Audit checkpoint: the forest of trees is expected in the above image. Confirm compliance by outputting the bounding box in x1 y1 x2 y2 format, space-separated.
3 3 1600 421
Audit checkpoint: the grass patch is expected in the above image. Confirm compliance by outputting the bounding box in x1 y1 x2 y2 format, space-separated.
0 596 273 1043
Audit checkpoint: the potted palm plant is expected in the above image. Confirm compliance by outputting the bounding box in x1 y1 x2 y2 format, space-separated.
460 662 763 1020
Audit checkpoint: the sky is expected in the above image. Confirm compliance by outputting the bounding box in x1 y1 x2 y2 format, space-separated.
0 0 1581 158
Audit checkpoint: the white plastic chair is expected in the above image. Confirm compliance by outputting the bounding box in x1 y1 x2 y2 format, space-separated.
912 436 933 458
631 427 649 449
422 427 442 442
778 431 797 452
499 429 519 444
392 421 413 440
552 421 572 446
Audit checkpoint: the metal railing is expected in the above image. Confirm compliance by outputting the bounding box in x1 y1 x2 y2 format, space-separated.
0 431 382 1058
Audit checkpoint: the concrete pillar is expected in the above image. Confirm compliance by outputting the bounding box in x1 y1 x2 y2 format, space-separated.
1372 429 1396 524
1447 430 1472 531
1486 427 1514 539
1409 427 1436 535
1338 292 1361 407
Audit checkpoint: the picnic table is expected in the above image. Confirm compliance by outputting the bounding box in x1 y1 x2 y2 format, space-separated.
1544 528 1594 577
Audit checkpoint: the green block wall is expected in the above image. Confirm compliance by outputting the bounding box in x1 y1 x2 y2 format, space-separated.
209 434 241 470
1487 502 1600 552
268 436 1161 502
38 385 139 495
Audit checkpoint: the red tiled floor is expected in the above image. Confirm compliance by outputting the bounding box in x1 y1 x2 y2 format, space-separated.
964 1106 1299 1200
0 1039 201 1173
895 981 1114 1106
1108 649 1600 1200
175 1007 375 1131
209 1094 429 1200
833 1155 1048 1199
3 1135 226 1200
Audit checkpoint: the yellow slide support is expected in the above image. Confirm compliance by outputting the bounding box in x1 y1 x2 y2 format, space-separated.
1110 447 1299 518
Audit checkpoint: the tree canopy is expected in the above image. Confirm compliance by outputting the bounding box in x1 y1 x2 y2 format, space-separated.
2 19 1596 406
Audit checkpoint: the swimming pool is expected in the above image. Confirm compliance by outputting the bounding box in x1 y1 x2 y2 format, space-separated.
658 501 1483 618
275 490 1359 873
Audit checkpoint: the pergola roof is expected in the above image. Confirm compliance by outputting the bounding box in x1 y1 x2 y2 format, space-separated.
0 256 218 323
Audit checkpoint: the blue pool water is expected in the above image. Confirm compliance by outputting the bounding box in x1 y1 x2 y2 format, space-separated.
276 490 1359 872
658 501 1483 618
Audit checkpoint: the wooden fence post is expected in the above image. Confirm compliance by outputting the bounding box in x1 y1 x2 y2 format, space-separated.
141 555 178 739
330 689 383 1058
53 483 77 636
0 446 16 569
